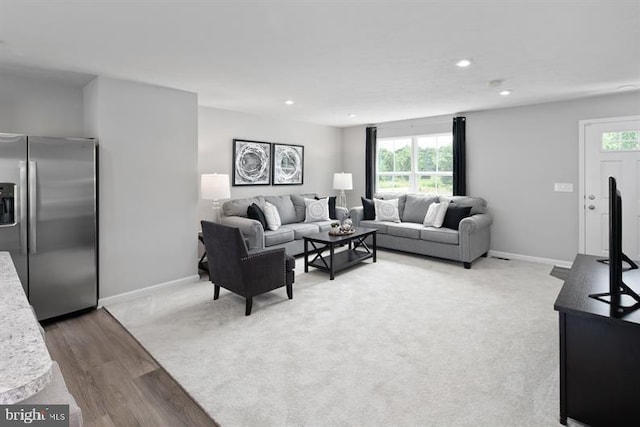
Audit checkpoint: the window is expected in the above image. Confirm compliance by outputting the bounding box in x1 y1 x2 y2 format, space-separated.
377 133 453 195
601 131 640 151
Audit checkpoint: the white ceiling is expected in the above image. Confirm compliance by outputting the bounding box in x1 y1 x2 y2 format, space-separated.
0 1 638 127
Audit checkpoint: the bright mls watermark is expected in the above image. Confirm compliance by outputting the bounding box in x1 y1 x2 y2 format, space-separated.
0 405 68 426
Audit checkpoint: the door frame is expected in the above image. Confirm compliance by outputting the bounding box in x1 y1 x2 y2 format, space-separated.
578 115 640 253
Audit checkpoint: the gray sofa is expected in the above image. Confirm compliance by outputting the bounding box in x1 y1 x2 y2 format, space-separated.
220 194 348 256
349 193 492 268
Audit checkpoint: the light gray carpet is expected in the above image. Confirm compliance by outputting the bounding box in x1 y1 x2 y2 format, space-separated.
107 251 564 427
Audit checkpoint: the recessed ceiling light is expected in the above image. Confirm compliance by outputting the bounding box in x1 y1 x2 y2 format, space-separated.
348 114 357 118
500 90 512 96
618 85 637 91
456 59 472 68
285 100 295 105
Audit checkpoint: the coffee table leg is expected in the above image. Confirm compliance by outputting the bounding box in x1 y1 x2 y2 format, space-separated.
330 244 335 280
373 232 377 262
304 239 309 272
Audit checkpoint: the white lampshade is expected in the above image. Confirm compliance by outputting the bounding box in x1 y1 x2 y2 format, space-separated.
201 174 230 200
333 172 353 190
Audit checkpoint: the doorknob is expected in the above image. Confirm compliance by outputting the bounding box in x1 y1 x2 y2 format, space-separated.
588 205 596 210
588 195 595 200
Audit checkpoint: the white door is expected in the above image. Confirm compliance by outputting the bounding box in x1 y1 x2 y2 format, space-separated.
583 117 640 258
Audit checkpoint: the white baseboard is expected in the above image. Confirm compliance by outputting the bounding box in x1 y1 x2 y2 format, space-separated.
488 250 573 269
98 274 201 307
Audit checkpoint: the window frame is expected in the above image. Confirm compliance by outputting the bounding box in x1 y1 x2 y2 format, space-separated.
376 132 453 195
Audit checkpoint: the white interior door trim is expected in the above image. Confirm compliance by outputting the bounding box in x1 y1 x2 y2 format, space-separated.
578 115 640 253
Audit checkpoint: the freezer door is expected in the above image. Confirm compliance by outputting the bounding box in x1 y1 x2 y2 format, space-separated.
0 134 28 293
28 137 97 320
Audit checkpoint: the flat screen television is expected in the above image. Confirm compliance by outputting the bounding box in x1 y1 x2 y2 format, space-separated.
590 177 640 308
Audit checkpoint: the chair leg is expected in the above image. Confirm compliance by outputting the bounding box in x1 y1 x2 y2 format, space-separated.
213 285 220 300
245 298 253 316
286 284 293 300
464 262 471 269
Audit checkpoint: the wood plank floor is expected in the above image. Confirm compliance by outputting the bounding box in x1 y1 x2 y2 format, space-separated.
43 308 219 427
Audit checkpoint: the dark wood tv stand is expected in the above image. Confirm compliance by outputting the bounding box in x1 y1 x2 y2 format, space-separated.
554 254 640 426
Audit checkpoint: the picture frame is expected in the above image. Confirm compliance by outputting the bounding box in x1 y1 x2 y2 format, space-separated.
232 139 272 186
272 143 304 185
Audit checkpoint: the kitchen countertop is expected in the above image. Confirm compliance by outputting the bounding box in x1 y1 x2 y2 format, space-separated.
0 251 52 404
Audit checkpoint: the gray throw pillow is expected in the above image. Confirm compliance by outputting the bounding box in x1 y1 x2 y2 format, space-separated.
265 195 297 224
403 194 438 223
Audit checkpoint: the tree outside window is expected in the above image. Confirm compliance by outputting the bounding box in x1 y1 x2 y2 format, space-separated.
377 133 453 195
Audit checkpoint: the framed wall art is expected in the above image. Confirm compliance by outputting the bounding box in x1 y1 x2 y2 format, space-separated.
232 139 271 186
272 143 304 185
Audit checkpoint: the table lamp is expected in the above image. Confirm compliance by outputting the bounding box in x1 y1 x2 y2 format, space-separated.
201 173 230 222
333 172 353 209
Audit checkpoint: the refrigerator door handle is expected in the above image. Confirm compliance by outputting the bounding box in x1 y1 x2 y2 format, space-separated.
19 161 28 254
29 161 37 255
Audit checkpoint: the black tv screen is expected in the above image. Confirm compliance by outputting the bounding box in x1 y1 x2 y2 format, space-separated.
590 177 640 309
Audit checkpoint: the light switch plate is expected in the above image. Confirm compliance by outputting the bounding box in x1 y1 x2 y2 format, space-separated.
554 183 573 192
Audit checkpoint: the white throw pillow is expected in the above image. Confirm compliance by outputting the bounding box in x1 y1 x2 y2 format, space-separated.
304 198 330 222
423 202 449 228
263 201 282 231
374 198 401 222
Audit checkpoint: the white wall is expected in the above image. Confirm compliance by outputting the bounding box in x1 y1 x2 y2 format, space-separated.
0 71 84 136
84 77 199 299
198 107 342 222
466 91 640 263
342 91 640 264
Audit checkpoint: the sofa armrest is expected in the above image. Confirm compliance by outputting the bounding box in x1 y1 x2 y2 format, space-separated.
220 216 265 251
458 213 492 234
349 206 364 226
458 213 492 263
335 206 349 222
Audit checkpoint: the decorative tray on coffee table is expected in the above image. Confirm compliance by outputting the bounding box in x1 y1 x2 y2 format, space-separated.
328 229 355 236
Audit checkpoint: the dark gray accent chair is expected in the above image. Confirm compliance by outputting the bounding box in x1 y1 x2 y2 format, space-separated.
201 221 295 315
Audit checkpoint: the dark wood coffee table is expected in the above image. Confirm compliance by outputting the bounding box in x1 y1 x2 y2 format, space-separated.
304 227 377 280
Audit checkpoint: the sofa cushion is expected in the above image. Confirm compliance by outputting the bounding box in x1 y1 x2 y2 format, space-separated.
263 201 282 231
264 228 294 246
265 195 298 224
442 206 472 230
423 202 449 228
361 197 376 220
281 223 319 239
386 222 424 239
315 196 337 219
291 193 318 222
440 196 487 214
374 198 401 222
247 203 267 229
305 198 330 222
374 192 407 218
222 196 265 217
403 194 438 223
360 220 389 234
421 227 459 245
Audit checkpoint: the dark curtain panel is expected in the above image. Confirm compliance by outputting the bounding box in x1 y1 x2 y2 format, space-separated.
452 117 466 196
365 126 377 199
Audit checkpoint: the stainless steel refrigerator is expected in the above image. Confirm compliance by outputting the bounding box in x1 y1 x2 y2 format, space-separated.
0 133 97 321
